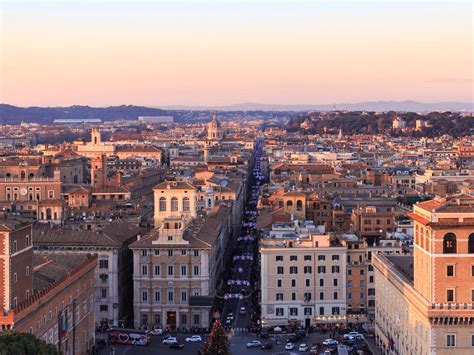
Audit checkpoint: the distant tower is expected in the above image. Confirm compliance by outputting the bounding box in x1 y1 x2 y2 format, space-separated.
204 145 209 164
207 113 224 141
90 154 107 188
91 128 102 145
338 129 343 140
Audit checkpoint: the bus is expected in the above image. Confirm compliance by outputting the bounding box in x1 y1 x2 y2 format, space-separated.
107 328 151 346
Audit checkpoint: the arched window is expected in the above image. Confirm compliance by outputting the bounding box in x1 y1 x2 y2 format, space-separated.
171 197 178 212
21 171 26 180
443 233 457 254
296 200 303 211
46 208 52 220
159 197 166 212
286 200 293 207
469 233 474 254
183 197 190 212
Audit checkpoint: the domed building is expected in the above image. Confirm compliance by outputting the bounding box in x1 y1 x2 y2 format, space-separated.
207 113 224 142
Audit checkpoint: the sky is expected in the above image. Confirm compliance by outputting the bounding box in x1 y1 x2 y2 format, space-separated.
0 0 472 107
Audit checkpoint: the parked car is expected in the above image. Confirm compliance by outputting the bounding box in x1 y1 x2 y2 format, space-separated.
169 342 184 349
246 340 262 348
261 342 274 350
149 327 163 335
163 336 177 345
310 343 320 352
185 335 202 342
322 339 338 346
295 329 307 337
344 332 364 340
299 343 310 351
239 306 246 315
285 343 295 351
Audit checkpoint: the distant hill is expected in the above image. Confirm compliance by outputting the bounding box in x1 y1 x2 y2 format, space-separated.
164 100 473 112
0 104 170 124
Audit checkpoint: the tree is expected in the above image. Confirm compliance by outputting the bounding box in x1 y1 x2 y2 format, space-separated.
200 320 230 355
0 332 59 355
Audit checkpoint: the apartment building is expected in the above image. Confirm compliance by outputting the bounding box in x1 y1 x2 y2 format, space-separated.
374 194 474 354
131 205 232 330
0 221 96 355
260 220 347 328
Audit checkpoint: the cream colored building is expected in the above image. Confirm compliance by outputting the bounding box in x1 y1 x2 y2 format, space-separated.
260 220 347 328
153 181 197 227
374 194 474 354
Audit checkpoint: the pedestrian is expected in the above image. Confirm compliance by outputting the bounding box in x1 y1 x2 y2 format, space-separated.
110 346 115 355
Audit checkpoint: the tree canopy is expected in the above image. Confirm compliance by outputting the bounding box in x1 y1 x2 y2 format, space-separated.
0 332 59 355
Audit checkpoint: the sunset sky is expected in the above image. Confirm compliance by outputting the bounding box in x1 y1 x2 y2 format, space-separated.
1 1 472 107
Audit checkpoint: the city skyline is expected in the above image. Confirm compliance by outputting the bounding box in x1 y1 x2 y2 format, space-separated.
1 0 472 107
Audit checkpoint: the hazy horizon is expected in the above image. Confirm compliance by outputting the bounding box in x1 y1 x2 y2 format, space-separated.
1 1 472 106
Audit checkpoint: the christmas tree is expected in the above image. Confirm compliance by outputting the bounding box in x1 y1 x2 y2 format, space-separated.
201 319 230 355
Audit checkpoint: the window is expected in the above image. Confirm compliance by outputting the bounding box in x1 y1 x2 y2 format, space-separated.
181 249 187 256
348 280 353 287
289 307 298 316
141 265 148 276
276 293 283 301
447 265 454 277
332 266 340 273
304 307 312 316
181 314 187 325
276 308 284 316
142 291 148 302
290 255 297 261
154 290 160 302
12 241 17 253
305 279 310 287
332 307 340 315
277 266 284 274
471 334 474 347
469 234 474 253
304 292 312 302
13 273 17 283
446 334 456 347
193 314 200 325
319 292 324 300
360 269 364 275
304 255 312 261
99 305 108 312
318 266 326 273
319 307 324 315
368 288 375 296
333 278 338 286
319 279 324 287
155 265 160 276
171 197 178 211
447 289 455 302
443 233 457 254
99 259 108 269
183 197 190 212
348 269 352 275
26 266 30 276
360 280 365 287
333 291 338 300
332 255 339 261
304 266 312 274
369 276 374 283
276 255 283 261
193 250 199 257
168 265 174 276
291 292 296 301
101 288 107 299
291 279 296 287
154 250 160 256
159 197 166 212
141 249 148 257
168 249 173 257
472 289 474 302
167 236 173 241
289 266 298 274
348 292 352 300
168 291 174 302
181 291 187 302
100 274 108 283
318 255 325 261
